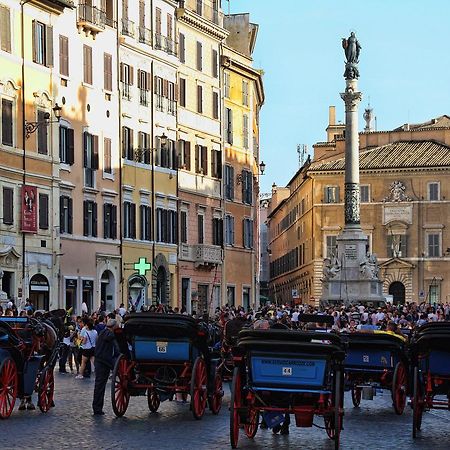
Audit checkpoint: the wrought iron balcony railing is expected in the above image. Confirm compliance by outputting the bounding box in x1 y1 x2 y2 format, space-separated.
139 26 152 45
122 18 135 37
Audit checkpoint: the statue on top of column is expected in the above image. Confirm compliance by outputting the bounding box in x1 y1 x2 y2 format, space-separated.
342 32 361 80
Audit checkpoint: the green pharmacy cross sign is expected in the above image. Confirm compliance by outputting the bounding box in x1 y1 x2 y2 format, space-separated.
134 257 152 276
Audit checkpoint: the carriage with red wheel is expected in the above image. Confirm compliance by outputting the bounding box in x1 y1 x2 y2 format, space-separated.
409 322 450 438
341 331 409 414
0 316 56 419
229 328 345 449
111 313 223 419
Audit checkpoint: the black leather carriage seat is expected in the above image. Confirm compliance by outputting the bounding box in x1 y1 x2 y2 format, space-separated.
340 332 406 352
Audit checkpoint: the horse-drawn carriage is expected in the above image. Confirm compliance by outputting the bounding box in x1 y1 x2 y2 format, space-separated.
111 313 223 419
341 331 408 414
409 322 450 438
229 325 345 449
0 316 60 418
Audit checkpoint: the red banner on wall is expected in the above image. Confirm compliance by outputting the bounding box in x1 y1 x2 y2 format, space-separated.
21 185 37 233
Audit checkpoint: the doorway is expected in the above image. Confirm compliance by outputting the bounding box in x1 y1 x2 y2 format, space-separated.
156 266 167 305
29 274 49 311
389 281 405 305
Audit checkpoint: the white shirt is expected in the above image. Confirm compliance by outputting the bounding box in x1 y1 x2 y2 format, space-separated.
291 312 299 322
81 302 88 314
80 328 98 349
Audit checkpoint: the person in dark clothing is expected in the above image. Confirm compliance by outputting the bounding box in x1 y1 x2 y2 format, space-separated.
92 319 119 415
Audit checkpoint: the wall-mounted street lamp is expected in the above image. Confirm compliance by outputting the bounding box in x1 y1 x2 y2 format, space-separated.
25 103 62 139
259 160 266 175
236 161 266 185
134 132 167 162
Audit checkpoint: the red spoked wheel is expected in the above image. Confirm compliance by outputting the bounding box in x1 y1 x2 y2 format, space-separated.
412 367 423 438
190 357 208 420
38 366 55 413
325 371 343 450
0 357 18 419
230 367 242 449
244 407 259 439
147 389 160 413
209 369 223 415
351 385 361 407
111 355 130 417
392 362 407 415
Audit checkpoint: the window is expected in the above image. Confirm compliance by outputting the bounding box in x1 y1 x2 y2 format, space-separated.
168 210 177 244
0 5 11 53
427 233 440 257
168 81 176 115
103 137 112 173
197 84 203 113
429 284 440 303
83 132 99 187
83 45 92 85
243 114 249 149
156 208 177 244
196 41 202 71
180 210 187 243
212 91 219 119
225 108 233 144
155 76 163 110
197 213 204 244
225 215 235 245
140 205 152 241
104 0 114 26
137 131 150 164
212 217 223 246
138 69 151 106
104 53 113 91
122 126 134 161
155 7 161 38
103 203 117 239
211 148 222 178
243 218 253 249
242 80 249 106
212 49 218 78
179 33 185 63
387 234 407 258
59 126 74 165
326 235 337 258
139 0 145 28
195 145 208 175
157 137 176 169
83 200 97 237
59 196 72 234
243 287 250 310
32 21 53 67
37 110 48 155
224 165 234 200
324 186 339 203
360 185 370 203
2 187 13 225
242 170 253 204
1 98 13 146
196 0 202 15
178 139 191 170
123 201 136 239
224 72 230 98
38 193 49 230
120 63 133 100
179 77 186 107
227 286 235 307
428 182 439 201
59 35 69 77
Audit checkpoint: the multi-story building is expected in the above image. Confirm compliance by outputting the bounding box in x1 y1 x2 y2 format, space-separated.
268 109 450 306
0 0 73 310
222 13 264 310
259 193 271 302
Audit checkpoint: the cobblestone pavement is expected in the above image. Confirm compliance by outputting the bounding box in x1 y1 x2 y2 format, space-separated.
0 371 449 450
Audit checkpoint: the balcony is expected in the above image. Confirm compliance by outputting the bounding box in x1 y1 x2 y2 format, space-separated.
166 38 177 56
77 5 105 37
122 18 135 38
179 243 223 267
154 33 164 50
139 26 152 45
121 82 131 100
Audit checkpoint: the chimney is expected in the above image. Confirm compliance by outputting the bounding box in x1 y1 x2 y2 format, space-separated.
328 106 336 126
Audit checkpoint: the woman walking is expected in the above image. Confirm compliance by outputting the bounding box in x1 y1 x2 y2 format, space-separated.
76 317 98 379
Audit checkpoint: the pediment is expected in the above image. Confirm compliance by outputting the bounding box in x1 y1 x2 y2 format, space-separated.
379 257 415 269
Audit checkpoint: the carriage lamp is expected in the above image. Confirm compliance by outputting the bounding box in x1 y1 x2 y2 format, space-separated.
259 161 266 175
25 103 62 139
134 133 168 162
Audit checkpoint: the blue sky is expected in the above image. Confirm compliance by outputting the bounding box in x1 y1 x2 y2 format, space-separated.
229 0 450 192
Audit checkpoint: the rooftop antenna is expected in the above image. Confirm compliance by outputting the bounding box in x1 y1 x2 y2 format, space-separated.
297 144 307 168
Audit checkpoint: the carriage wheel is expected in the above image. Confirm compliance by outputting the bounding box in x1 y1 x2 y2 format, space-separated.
412 366 423 438
209 369 223 415
147 389 160 413
230 367 241 449
351 385 361 407
190 357 208 420
244 408 259 439
0 358 18 419
392 362 407 415
38 366 55 413
111 355 130 417
325 372 342 449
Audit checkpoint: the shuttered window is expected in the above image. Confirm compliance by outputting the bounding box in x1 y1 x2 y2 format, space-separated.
0 5 11 53
197 84 203 113
224 165 234 200
139 205 152 241
180 210 187 243
59 126 74 164
198 214 204 244
60 196 72 234
124 202 136 239
122 126 134 160
179 33 185 63
104 137 112 173
103 203 117 239
83 45 93 85
179 77 186 107
243 114 249 149
104 53 112 91
1 98 13 146
212 218 223 246
225 215 234 245
155 7 161 34
212 49 218 78
212 91 219 119
39 193 49 230
32 21 53 67
196 41 202 71
2 187 13 225
226 108 233 144
211 148 222 179
37 110 48 154
83 200 97 237
179 139 191 170
59 35 69 77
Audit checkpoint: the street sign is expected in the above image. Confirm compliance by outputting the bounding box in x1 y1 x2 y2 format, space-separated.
292 289 299 299
134 257 152 276
419 290 425 300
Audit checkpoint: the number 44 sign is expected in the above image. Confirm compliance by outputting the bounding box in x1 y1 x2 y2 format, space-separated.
282 367 293 376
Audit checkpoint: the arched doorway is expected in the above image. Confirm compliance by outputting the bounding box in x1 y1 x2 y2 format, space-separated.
389 281 405 305
128 274 147 311
156 266 167 305
29 274 49 311
100 270 115 312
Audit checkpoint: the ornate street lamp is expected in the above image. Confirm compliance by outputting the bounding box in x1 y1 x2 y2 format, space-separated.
25 103 62 139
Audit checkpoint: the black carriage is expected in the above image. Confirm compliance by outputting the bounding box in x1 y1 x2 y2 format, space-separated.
409 322 450 438
230 328 345 449
0 317 55 418
341 331 409 414
112 313 223 419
